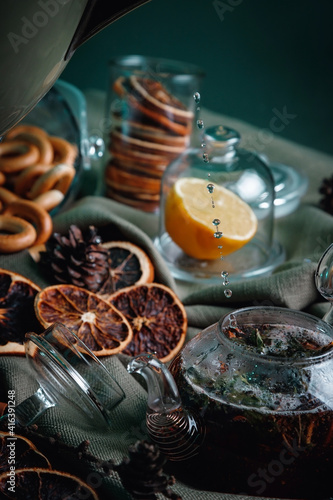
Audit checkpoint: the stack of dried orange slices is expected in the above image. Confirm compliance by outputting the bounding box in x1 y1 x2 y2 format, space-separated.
105 76 194 212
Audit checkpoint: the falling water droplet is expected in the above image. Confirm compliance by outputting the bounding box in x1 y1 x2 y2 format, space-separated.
212 218 221 226
224 278 230 286
203 153 209 163
221 270 229 278
197 119 204 129
224 289 232 299
207 183 214 194
193 92 201 103
229 313 237 327
218 245 223 249
201 142 206 148
214 231 223 239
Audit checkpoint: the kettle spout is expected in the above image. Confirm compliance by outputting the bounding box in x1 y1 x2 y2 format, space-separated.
66 0 151 60
127 354 205 461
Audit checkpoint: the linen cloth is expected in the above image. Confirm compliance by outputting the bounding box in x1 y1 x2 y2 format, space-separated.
0 102 332 500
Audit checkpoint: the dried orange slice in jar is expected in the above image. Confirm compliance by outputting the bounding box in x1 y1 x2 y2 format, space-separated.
165 177 258 260
109 283 187 363
0 269 41 355
100 241 154 297
34 284 132 356
0 468 99 499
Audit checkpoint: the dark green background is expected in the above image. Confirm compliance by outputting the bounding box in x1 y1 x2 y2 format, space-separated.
62 0 333 156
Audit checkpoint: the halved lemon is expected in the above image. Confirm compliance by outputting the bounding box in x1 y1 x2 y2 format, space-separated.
165 177 258 260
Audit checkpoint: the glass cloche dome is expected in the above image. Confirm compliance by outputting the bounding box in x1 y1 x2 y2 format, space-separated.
155 125 285 284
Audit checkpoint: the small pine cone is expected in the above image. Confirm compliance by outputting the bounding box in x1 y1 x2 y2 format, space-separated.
114 440 182 500
39 225 112 293
319 175 333 215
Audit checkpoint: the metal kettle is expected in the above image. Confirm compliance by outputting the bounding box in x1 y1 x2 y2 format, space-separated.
0 0 150 136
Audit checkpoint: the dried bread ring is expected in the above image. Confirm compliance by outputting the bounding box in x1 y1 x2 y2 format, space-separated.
0 215 37 253
0 186 19 206
33 189 65 212
6 124 49 140
7 131 54 165
0 141 40 173
28 163 75 198
3 199 53 246
13 164 52 196
49 136 77 165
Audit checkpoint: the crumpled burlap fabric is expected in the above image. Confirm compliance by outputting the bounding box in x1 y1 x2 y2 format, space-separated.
0 192 332 500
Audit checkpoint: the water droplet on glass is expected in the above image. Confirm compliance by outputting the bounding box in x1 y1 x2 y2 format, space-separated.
193 91 201 103
203 153 209 163
197 119 204 129
212 218 221 226
214 231 223 239
224 289 232 299
228 313 237 328
207 183 214 194
221 270 229 278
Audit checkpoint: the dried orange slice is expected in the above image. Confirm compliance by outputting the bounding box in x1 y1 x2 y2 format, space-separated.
0 268 41 355
0 432 51 472
165 177 258 260
99 241 154 297
113 76 193 136
34 284 132 356
0 468 99 499
109 283 187 362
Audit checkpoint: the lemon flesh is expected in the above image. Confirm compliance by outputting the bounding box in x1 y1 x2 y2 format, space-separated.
165 177 258 260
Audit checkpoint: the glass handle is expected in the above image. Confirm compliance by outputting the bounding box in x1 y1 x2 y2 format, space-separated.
14 387 56 427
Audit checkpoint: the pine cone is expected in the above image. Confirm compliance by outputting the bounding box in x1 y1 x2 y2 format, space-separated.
39 225 112 293
114 440 182 500
319 174 333 215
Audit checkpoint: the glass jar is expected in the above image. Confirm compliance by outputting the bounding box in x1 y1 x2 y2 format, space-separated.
104 55 204 213
155 125 285 283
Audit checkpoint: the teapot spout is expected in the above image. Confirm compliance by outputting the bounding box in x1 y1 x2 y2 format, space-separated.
127 354 205 461
66 0 151 60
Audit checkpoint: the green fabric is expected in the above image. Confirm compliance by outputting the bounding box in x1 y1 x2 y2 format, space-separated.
0 109 332 500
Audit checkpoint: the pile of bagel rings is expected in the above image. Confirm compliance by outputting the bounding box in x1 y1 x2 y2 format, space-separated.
0 124 77 253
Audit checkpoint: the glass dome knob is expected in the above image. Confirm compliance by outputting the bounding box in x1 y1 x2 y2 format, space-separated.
204 125 241 148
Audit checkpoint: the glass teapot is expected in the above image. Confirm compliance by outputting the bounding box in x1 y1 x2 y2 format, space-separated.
0 0 150 136
128 246 333 499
